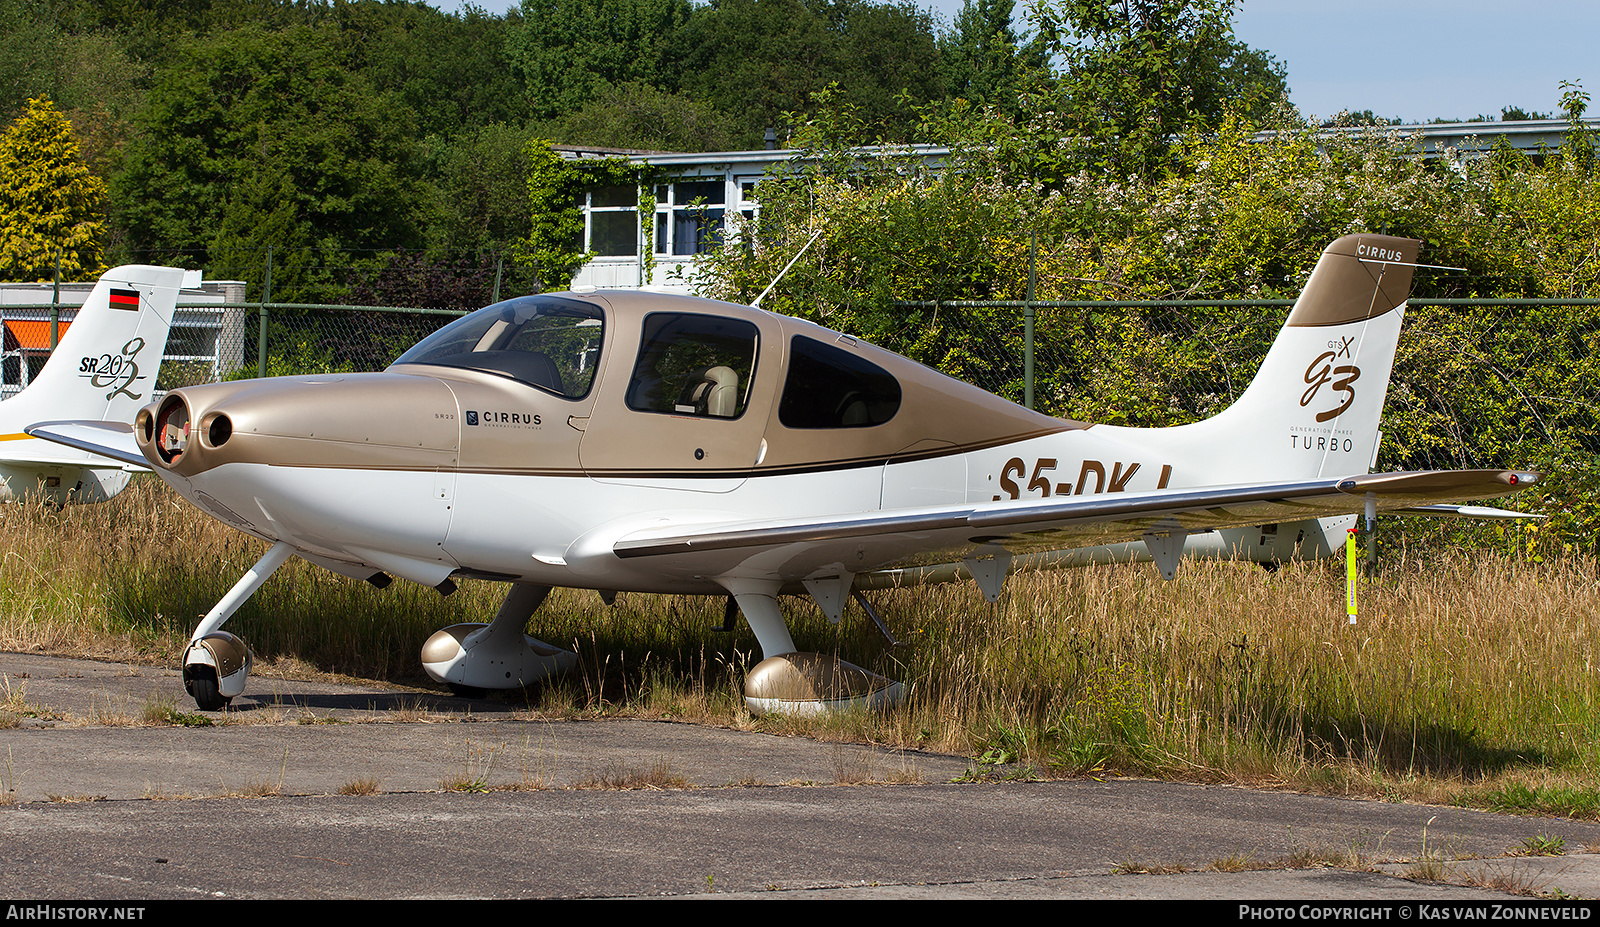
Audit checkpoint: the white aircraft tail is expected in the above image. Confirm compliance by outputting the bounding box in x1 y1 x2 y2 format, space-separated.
1104 234 1420 487
0 264 196 502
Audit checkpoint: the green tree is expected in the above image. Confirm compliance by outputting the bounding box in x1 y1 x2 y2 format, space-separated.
0 0 148 173
1036 0 1286 176
0 96 106 281
1500 106 1551 122
1559 79 1593 167
422 123 535 255
541 82 746 152
666 0 944 146
329 0 528 136
829 0 945 138
508 0 691 122
939 0 1038 110
112 23 426 301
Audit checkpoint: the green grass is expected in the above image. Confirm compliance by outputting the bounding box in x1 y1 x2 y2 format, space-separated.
6 478 1600 813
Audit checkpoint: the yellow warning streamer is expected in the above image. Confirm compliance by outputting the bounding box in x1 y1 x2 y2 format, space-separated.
1345 527 1359 624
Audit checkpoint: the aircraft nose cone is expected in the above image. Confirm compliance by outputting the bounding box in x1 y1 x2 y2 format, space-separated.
137 392 227 475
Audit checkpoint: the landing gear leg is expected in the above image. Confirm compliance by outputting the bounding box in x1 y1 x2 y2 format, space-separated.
183 540 293 709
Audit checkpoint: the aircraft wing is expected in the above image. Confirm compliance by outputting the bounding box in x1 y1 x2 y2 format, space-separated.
23 421 147 469
610 469 1538 584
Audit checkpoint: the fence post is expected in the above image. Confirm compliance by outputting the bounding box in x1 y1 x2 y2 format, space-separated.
1024 232 1036 410
258 246 272 379
49 248 60 351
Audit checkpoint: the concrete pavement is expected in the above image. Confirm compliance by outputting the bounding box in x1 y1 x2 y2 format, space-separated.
3 651 1599 901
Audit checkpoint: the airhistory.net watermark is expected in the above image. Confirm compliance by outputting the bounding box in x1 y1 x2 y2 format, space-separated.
5 908 145 921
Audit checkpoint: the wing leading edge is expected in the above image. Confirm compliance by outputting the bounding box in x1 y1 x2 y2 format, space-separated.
612 469 1538 583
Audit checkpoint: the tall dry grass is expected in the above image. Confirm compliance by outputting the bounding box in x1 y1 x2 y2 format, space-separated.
878 556 1600 789
4 478 1597 803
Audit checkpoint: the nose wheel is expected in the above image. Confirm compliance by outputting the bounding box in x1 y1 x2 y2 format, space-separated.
188 676 223 711
182 630 254 711
179 541 292 710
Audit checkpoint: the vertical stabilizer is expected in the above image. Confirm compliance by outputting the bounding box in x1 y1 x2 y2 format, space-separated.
1116 234 1420 487
1100 232 1427 493
0 264 196 502
2 265 194 426
1077 234 1422 564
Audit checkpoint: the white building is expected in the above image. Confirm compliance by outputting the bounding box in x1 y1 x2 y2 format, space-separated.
561 119 1597 292
562 144 949 293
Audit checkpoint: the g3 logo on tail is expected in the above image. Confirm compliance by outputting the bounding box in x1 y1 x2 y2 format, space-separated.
1301 337 1360 423
79 337 147 401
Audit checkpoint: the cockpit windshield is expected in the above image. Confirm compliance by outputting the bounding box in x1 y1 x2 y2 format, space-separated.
390 295 605 399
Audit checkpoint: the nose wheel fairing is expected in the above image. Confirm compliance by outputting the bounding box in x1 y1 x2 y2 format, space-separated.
183 631 253 711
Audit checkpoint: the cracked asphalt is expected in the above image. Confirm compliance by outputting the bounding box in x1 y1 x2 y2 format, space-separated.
3 651 1599 902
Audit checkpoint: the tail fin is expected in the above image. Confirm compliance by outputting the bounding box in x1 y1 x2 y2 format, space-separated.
0 264 197 430
1123 234 1420 486
0 265 195 503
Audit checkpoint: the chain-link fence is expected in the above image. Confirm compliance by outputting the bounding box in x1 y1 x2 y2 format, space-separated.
154 303 469 389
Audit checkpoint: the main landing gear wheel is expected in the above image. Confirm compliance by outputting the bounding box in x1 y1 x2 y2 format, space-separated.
421 584 578 695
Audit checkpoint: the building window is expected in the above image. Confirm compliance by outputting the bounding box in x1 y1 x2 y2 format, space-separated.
655 179 730 256
587 185 639 257
577 174 764 262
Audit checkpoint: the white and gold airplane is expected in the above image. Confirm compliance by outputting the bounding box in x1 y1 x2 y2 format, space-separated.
31 236 1538 712
0 264 195 504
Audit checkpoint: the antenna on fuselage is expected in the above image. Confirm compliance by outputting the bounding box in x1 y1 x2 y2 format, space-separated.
751 228 825 310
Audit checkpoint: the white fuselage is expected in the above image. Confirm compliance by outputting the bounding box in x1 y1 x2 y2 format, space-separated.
155 421 1348 597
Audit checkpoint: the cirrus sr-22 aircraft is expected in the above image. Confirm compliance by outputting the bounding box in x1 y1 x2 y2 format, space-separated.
31 235 1540 713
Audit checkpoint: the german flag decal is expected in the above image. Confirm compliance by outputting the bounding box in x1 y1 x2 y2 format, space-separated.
109 288 140 311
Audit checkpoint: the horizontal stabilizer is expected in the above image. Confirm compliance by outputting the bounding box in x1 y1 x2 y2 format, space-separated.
25 421 146 469
1390 503 1545 520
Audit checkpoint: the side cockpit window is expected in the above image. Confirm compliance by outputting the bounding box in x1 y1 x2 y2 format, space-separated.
627 313 758 419
391 296 604 399
779 335 901 428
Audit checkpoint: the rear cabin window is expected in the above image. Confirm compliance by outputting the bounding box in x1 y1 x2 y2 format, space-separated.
779 336 901 428
626 313 758 419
